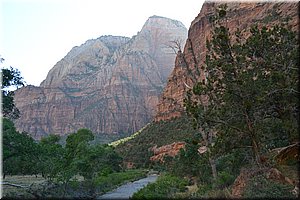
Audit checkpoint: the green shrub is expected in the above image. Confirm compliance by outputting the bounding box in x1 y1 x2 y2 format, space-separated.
194 183 232 198
195 184 213 197
243 174 295 198
94 169 147 193
215 171 235 189
132 174 188 199
215 149 251 177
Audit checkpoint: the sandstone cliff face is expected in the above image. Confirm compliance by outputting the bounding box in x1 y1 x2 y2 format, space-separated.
15 16 187 139
155 2 298 121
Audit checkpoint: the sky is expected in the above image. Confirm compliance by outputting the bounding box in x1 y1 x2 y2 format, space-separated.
1 0 205 86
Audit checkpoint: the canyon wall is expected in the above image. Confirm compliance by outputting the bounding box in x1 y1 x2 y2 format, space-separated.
155 2 298 121
14 16 187 139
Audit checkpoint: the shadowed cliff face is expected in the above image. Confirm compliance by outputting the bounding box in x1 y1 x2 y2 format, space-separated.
14 16 187 140
155 2 298 122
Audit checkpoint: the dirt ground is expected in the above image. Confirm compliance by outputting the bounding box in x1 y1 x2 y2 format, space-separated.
1 175 46 198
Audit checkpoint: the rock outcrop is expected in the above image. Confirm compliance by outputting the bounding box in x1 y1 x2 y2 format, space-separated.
14 16 187 139
155 2 298 121
149 142 186 162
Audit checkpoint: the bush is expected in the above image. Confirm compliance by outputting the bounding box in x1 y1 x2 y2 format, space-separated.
215 171 235 189
195 184 213 197
243 174 295 198
94 169 147 193
132 174 188 199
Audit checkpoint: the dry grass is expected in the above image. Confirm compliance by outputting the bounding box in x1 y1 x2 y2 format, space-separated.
175 184 199 198
2 175 46 198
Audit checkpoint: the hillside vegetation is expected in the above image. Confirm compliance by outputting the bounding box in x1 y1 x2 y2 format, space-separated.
115 116 197 168
115 3 299 198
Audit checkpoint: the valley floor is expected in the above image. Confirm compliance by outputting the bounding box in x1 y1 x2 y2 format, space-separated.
1 169 148 199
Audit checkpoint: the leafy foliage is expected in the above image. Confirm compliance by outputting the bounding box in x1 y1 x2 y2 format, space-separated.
132 174 188 199
39 134 65 181
243 174 295 198
2 66 24 89
94 169 147 193
3 122 124 198
1 62 25 119
184 5 299 166
3 118 40 176
166 139 249 186
115 116 197 168
53 128 122 191
165 4 300 198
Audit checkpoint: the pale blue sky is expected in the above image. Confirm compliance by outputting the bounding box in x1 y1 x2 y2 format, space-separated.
1 0 204 86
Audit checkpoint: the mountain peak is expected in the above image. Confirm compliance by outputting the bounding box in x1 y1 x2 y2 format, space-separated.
14 15 187 140
142 15 186 31
149 15 168 19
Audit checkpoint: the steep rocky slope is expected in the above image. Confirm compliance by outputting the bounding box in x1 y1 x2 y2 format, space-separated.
14 16 187 139
155 2 298 121
115 1 298 167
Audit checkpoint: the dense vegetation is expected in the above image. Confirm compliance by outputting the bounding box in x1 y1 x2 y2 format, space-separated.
1 58 25 120
115 116 197 168
94 169 147 194
3 118 120 193
3 118 41 177
132 174 189 199
117 4 299 198
2 118 149 198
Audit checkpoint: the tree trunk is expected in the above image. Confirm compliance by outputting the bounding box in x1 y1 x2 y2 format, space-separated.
252 137 261 166
209 157 217 180
244 111 261 166
199 127 218 180
63 182 68 197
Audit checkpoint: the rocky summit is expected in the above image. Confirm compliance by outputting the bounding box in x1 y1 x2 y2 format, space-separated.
14 16 187 140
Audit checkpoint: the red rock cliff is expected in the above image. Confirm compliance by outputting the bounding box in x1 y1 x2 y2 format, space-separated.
155 2 298 122
14 16 187 140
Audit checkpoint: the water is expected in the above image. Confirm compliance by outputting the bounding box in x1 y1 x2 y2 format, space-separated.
98 174 158 199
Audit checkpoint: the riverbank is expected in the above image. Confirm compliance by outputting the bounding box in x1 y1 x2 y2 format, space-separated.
98 174 158 199
1 169 148 199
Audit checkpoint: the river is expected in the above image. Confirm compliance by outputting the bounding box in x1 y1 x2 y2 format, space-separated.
98 174 158 199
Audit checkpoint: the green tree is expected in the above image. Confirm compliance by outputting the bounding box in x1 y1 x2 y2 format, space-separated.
64 129 122 180
65 128 94 156
185 4 298 168
75 144 122 181
2 118 40 177
39 134 65 181
1 57 25 119
56 128 94 193
56 128 122 196
64 128 94 169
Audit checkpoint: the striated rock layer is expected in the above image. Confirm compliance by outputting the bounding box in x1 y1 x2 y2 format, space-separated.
155 2 298 122
15 16 187 139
